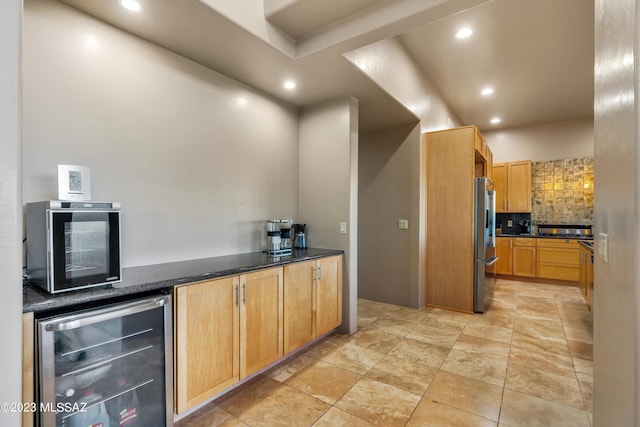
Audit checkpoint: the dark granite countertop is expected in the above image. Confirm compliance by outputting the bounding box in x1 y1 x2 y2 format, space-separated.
23 248 343 314
578 240 595 251
497 234 594 240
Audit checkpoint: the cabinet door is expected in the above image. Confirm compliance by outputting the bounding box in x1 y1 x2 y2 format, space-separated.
586 254 594 309
175 277 239 413
492 163 507 212
507 161 532 212
23 312 34 427
283 260 316 354
316 255 343 336
513 246 536 277
495 237 513 275
579 250 587 299
240 267 283 379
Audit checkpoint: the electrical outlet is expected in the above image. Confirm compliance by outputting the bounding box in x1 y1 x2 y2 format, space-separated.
398 219 409 230
598 233 608 263
340 222 348 234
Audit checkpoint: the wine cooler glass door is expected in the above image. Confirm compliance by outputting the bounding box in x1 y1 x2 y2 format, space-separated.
37 295 173 427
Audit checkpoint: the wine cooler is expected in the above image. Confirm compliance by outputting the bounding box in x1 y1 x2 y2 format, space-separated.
36 294 173 426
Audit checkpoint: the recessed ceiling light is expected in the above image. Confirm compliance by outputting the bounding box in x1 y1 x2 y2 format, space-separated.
490 117 501 124
283 81 296 90
456 28 473 39
481 87 494 96
120 0 141 12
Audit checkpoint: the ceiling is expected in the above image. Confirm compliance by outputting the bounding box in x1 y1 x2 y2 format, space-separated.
57 0 594 132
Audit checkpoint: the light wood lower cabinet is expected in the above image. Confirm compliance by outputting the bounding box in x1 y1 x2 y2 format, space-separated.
512 238 536 277
284 255 342 354
579 246 594 308
175 256 342 414
23 312 34 427
536 239 582 281
495 237 513 275
316 256 343 337
174 267 283 414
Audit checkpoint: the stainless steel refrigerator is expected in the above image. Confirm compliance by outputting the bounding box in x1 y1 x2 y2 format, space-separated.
474 177 498 312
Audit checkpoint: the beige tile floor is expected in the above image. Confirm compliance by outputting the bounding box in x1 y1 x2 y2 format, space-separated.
176 278 593 427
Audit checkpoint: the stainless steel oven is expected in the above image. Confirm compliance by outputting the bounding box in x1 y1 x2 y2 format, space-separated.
36 294 173 427
26 201 122 294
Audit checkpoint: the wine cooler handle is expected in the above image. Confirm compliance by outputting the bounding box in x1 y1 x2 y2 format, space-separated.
44 296 169 332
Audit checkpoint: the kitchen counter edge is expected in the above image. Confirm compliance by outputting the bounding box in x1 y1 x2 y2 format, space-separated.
23 248 344 314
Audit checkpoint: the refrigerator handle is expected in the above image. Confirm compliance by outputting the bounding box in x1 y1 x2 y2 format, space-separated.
489 189 496 247
484 256 499 266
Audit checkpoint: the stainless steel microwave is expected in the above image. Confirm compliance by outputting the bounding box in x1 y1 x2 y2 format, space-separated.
26 200 122 294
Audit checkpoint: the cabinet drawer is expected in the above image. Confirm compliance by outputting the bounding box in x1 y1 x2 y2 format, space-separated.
514 238 536 247
537 264 579 281
537 248 580 266
536 238 581 249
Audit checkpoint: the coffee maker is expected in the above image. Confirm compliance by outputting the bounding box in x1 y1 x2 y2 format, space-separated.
293 223 308 249
266 219 293 256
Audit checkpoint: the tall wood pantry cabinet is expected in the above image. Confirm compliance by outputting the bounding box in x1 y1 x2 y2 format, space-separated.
174 267 283 413
425 125 493 313
493 161 532 212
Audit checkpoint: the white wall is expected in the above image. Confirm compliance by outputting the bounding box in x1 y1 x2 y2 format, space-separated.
347 37 456 309
592 0 639 425
22 0 299 267
298 97 358 333
344 38 460 132
483 118 594 163
359 123 424 307
0 0 23 425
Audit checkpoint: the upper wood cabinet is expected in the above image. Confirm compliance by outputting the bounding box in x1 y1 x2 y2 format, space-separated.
493 161 532 212
283 255 342 354
174 267 283 414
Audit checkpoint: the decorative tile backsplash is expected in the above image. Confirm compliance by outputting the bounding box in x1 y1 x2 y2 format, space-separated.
532 158 594 225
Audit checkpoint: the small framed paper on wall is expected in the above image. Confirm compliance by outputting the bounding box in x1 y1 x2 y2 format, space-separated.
58 165 91 201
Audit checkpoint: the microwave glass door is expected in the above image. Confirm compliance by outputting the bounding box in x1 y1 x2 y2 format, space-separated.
51 211 121 291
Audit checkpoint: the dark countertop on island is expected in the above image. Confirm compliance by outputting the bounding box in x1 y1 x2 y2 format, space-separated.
24 247 343 314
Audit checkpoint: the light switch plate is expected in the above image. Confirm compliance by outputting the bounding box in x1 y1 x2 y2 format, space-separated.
398 219 409 230
598 233 608 263
340 222 347 234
